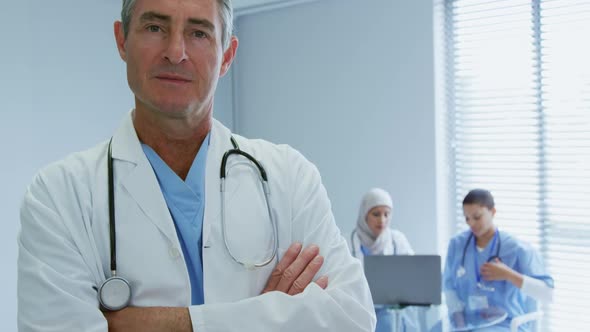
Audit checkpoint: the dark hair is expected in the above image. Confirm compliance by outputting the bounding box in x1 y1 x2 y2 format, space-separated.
462 189 495 209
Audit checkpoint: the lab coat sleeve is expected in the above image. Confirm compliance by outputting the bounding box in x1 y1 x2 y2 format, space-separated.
189 148 376 332
17 171 107 332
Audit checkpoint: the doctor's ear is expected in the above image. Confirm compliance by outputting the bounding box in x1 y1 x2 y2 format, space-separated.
490 207 497 217
220 36 238 77
114 21 128 62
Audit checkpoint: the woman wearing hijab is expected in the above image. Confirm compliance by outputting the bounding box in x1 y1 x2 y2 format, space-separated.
351 188 413 259
351 188 417 332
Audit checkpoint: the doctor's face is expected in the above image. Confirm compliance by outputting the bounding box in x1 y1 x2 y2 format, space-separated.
366 206 391 237
463 204 496 239
114 0 237 119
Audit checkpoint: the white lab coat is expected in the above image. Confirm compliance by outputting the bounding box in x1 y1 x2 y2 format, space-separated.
18 113 376 332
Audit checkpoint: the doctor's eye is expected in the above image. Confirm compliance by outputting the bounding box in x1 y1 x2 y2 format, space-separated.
147 25 162 33
192 30 208 39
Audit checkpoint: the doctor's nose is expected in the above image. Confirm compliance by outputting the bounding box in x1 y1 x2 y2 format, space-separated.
164 33 188 64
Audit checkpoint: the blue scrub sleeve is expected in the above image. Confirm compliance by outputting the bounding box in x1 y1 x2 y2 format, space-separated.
443 239 458 292
516 246 554 288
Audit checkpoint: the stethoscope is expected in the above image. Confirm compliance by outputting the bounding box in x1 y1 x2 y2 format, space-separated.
98 136 278 311
456 229 501 290
98 138 131 311
220 136 278 270
350 229 397 257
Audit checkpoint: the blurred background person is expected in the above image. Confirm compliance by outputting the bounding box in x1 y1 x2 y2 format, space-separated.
443 189 554 331
352 188 417 332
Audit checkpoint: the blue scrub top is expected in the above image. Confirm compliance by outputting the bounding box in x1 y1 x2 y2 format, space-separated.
443 230 554 330
142 133 210 305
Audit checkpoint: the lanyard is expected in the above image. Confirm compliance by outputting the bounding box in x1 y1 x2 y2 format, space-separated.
473 229 498 284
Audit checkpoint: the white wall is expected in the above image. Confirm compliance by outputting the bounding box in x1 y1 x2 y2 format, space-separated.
1 1 232 331
233 0 438 254
215 70 236 130
1 2 127 330
0 1 30 330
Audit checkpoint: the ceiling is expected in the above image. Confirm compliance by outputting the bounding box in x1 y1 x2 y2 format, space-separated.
107 0 318 17
107 0 318 15
234 0 318 15
235 0 285 9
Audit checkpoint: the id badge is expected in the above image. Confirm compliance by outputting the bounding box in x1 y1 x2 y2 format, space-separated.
468 295 489 310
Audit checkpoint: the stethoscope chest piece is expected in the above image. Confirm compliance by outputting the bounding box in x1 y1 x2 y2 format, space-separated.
456 266 466 278
98 275 131 311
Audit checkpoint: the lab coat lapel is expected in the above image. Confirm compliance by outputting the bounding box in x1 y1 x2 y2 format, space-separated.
121 157 179 244
202 120 232 247
111 113 178 244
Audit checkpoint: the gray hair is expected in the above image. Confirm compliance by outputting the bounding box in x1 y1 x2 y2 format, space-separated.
121 0 234 50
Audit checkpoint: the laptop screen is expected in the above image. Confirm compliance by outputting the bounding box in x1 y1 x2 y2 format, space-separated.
363 255 442 306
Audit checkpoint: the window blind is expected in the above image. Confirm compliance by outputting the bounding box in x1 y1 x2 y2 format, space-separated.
442 0 590 330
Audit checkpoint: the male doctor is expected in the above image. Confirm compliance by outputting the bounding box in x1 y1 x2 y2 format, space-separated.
17 0 375 331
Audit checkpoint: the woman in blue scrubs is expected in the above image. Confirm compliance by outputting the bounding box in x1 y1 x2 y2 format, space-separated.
443 189 554 331
351 188 417 332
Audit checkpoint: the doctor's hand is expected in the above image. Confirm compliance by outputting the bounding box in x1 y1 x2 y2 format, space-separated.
261 242 329 296
480 258 524 288
480 258 511 281
481 258 522 287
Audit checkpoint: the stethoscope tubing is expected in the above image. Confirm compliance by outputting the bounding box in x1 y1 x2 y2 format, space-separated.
100 138 131 311
219 136 278 269
460 229 502 268
101 136 279 310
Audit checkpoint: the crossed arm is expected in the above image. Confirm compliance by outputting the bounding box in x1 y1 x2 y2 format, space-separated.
19 147 374 331
104 243 328 332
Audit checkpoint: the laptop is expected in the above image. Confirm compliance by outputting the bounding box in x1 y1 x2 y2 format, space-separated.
363 255 441 306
